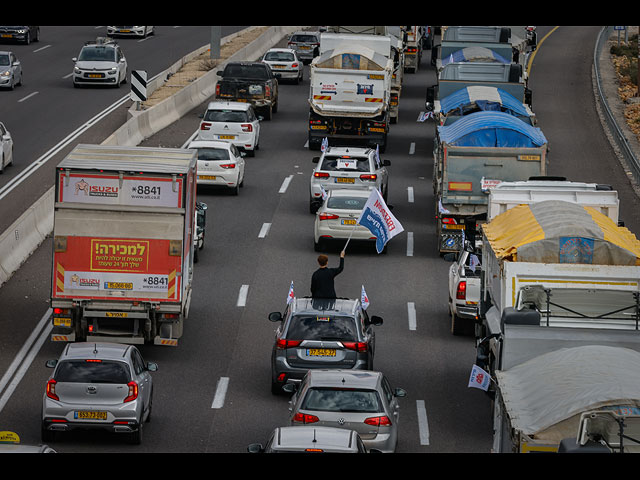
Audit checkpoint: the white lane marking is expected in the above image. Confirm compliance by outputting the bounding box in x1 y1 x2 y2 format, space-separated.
408 302 416 331
407 232 414 257
407 186 414 203
237 284 249 307
0 309 52 414
417 400 430 445
279 175 293 194
409 142 416 155
62 72 73 79
17 92 39 103
258 223 271 238
33 44 51 53
211 377 230 409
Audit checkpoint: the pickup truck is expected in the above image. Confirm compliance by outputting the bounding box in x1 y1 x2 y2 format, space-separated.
215 61 279 120
444 249 481 335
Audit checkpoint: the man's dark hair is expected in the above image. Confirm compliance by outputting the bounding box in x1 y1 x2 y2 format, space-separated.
317 254 328 267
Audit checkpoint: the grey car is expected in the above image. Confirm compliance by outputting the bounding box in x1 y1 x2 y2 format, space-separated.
285 369 406 453
247 426 372 453
41 342 157 445
0 51 22 89
286 31 320 64
269 297 383 394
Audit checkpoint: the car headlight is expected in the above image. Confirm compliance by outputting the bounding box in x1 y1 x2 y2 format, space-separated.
0 70 10 77
74 67 81 74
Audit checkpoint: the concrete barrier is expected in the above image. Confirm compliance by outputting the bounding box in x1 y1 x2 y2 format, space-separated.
0 26 307 288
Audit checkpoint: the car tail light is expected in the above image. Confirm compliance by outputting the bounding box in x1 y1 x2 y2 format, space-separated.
360 174 377 181
441 217 457 225
200 122 211 131
220 163 236 169
46 379 59 401
124 381 139 403
314 172 329 178
364 415 392 426
241 123 253 133
343 341 368 352
293 412 319 424
318 213 339 221
265 85 271 97
456 281 467 300
215 84 220 96
407 47 417 53
276 339 302 349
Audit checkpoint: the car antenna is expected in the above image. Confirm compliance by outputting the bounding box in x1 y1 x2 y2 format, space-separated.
93 344 98 355
313 429 317 443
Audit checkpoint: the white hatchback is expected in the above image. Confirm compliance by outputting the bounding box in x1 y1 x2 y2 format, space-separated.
261 48 303 84
0 121 13 173
314 188 377 252
187 139 245 194
197 101 260 157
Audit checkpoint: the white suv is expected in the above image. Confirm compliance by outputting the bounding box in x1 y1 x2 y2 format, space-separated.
72 38 127 88
197 101 261 157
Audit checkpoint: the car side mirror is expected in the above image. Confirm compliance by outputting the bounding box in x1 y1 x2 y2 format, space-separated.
383 160 391 166
268 312 282 322
216 70 223 76
72 57 78 62
247 443 264 453
312 157 320 163
45 360 57 368
394 388 407 398
146 362 158 372
370 315 383 326
282 383 297 393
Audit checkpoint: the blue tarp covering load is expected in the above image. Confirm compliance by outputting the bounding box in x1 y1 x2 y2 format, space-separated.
437 111 547 148
440 86 531 118
441 47 510 67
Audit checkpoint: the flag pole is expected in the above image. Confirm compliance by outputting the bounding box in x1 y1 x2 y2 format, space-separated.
343 223 358 252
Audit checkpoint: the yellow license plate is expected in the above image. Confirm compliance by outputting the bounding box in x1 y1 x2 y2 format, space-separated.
1 34 12 38
299 46 310 49
341 219 357 225
311 125 327 130
307 348 336 357
272 64 286 68
199 175 217 180
218 135 235 139
53 317 72 327
76 411 107 420
443 224 464 230
106 312 128 318
87 74 103 78
335 177 355 184
105 282 133 290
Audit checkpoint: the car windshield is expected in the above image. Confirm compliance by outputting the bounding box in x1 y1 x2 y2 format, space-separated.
0 55 9 66
320 156 371 172
194 147 231 161
265 52 295 62
327 196 368 210
204 109 249 122
287 315 358 341
301 388 383 413
55 360 130 384
78 46 116 62
291 34 318 43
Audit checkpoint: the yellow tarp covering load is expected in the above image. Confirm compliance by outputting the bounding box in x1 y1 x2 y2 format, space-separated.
482 200 640 265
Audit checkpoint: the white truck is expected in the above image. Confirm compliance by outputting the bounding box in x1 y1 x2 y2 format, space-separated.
403 26 423 73
308 30 393 152
445 179 621 336
50 144 198 346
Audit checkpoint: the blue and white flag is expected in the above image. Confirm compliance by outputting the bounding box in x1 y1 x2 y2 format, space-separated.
468 364 491 391
356 188 404 254
374 144 381 167
361 285 370 310
321 137 329 152
286 281 295 305
320 185 328 201
469 253 480 273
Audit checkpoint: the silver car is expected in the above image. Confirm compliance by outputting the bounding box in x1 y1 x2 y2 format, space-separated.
262 48 303 84
287 31 320 64
72 38 128 88
107 26 154 38
309 146 390 213
41 342 157 445
286 369 406 453
247 426 371 453
0 51 22 89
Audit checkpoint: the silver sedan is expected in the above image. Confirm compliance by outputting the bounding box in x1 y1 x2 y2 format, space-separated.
0 51 22 89
261 48 303 84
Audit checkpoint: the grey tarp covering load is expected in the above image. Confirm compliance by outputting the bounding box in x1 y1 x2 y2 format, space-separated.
496 345 640 440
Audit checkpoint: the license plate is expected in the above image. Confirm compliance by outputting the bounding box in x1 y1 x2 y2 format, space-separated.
299 46 310 50
53 317 72 327
272 64 286 69
105 312 128 317
443 224 464 230
341 219 356 225
199 175 217 180
87 73 103 78
1 34 12 38
306 348 336 357
75 411 108 420
218 135 235 139
335 177 355 184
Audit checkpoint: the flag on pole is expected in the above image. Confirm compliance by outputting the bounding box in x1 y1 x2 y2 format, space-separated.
468 364 491 391
320 185 328 201
286 281 295 305
361 285 370 310
374 144 381 167
356 188 404 254
321 137 329 152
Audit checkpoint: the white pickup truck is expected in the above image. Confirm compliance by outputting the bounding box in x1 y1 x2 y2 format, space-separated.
445 249 481 335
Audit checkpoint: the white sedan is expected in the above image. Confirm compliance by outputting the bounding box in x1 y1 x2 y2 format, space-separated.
197 101 260 157
187 140 245 195
314 188 378 252
0 121 13 173
261 48 303 84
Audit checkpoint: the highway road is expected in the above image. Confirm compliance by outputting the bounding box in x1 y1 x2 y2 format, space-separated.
0 26 636 454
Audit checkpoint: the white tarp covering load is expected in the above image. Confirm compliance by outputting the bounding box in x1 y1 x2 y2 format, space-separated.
496 345 640 437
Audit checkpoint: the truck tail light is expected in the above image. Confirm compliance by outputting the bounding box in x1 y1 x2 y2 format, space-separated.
46 379 59 401
360 174 377 181
241 123 253 133
364 415 392 426
293 412 319 424
124 381 139 403
442 217 457 225
318 213 339 221
200 122 211 131
456 281 467 300
343 341 368 352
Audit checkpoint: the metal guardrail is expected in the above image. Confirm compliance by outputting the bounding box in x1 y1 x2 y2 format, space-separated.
594 26 640 182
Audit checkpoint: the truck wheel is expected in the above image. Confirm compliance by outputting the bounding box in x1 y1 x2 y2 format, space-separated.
263 105 272 121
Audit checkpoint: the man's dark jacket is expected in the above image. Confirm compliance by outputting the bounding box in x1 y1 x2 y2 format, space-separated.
310 257 344 298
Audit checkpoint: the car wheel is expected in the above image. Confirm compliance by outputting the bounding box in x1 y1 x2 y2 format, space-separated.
41 424 56 443
263 105 272 121
231 183 239 195
451 308 464 336
0 155 4 174
129 422 143 445
145 390 153 423
314 238 324 252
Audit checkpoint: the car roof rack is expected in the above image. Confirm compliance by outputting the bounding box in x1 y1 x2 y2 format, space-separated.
84 37 117 46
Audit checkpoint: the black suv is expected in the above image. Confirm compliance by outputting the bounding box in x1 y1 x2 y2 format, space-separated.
268 297 383 394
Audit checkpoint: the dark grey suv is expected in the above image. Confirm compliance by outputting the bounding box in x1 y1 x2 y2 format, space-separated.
268 297 383 394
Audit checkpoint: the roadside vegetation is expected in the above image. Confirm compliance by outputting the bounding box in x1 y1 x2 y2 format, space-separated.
610 33 640 138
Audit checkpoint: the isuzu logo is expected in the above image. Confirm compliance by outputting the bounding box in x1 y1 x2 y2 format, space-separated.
87 386 97 394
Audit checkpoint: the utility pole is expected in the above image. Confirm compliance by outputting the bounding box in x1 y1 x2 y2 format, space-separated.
210 26 221 60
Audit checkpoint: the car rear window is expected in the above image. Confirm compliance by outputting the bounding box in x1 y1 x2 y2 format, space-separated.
301 388 383 413
320 156 371 172
193 147 230 161
204 109 249 122
55 360 131 384
223 64 269 79
264 52 295 62
327 196 368 210
290 35 318 43
286 315 358 341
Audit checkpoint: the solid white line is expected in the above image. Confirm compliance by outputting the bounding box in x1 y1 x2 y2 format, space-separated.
416 400 430 445
17 91 39 103
0 308 52 413
279 175 293 194
409 142 416 155
407 186 414 203
407 232 414 257
258 223 271 238
408 302 416 331
237 284 249 307
211 377 230 409
33 44 51 53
